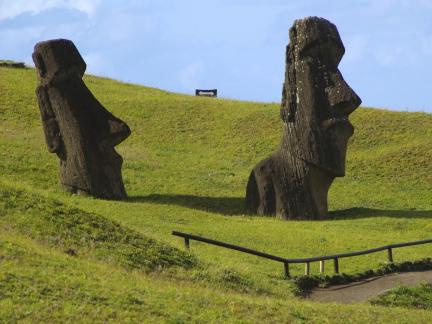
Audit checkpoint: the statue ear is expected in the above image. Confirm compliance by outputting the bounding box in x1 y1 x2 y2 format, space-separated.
281 82 291 122
32 52 46 78
280 45 297 123
36 86 63 154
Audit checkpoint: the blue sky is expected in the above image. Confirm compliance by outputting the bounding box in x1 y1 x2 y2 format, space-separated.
1 0 431 112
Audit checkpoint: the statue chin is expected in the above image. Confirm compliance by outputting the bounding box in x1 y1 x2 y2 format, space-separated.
318 120 354 177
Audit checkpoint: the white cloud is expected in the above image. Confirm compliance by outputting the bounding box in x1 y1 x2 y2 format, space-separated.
0 25 45 64
65 0 100 17
0 0 101 21
178 62 205 90
97 12 155 42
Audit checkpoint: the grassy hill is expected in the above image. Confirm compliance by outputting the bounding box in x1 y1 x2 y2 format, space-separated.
0 66 431 322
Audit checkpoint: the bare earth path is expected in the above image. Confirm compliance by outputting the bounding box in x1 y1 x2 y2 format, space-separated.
307 270 432 304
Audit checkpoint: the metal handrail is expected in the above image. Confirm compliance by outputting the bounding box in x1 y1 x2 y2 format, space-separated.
172 231 432 277
285 238 432 263
172 231 286 262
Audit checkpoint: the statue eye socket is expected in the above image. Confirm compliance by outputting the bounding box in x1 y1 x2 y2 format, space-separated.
299 39 344 67
33 53 47 77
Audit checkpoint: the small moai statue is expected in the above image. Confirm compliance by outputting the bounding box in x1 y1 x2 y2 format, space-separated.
33 39 131 199
246 17 361 219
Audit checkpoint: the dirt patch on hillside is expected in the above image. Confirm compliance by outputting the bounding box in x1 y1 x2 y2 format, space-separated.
307 270 432 303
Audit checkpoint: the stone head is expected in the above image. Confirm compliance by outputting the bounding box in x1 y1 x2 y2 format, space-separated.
32 39 131 198
32 39 86 85
281 17 361 176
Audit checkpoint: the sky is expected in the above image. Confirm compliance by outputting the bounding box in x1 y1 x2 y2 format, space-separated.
0 0 431 112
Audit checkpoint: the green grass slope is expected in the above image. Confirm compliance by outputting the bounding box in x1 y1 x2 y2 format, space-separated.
0 66 431 322
0 185 196 271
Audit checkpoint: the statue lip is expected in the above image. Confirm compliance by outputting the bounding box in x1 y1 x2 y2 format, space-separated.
322 116 354 134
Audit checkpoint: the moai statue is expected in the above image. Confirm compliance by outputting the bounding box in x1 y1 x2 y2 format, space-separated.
246 17 361 219
33 39 131 199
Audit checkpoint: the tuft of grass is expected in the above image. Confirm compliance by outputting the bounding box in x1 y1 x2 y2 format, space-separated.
371 284 432 310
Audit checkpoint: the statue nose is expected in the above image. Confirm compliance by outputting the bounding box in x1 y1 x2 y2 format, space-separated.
327 71 361 116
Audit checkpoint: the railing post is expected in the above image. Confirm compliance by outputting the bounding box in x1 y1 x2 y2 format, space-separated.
387 248 393 263
305 262 310 276
284 261 290 278
185 237 190 249
319 260 325 274
334 258 339 274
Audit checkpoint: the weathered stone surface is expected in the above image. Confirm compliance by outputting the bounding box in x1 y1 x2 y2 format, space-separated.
33 39 131 199
246 17 361 219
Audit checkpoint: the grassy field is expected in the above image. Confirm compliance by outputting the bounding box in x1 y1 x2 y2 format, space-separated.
0 66 431 322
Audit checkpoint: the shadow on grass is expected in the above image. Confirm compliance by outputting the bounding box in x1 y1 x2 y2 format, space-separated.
128 195 432 219
330 207 432 219
128 194 247 216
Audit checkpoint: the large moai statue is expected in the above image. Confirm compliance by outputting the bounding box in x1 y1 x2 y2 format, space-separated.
246 17 361 219
33 39 131 199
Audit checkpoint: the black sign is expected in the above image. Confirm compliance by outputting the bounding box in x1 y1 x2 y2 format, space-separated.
195 89 217 97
